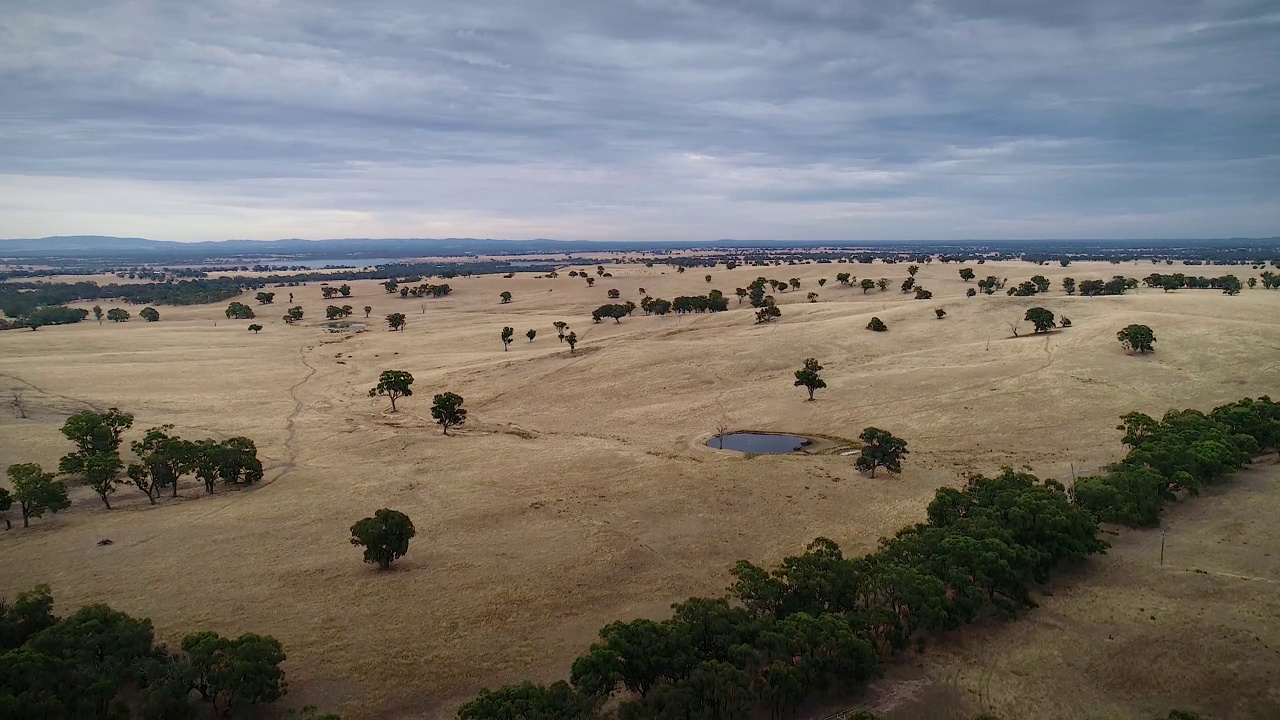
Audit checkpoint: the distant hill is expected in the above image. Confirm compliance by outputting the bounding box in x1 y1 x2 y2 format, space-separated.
1 235 1277 261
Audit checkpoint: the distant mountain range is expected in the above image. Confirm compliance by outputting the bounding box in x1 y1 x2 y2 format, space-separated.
1 235 1277 261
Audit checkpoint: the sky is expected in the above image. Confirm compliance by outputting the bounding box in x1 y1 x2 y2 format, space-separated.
0 0 1277 242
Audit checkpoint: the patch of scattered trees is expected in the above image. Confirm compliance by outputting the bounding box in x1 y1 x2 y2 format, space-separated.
1141 272 1244 294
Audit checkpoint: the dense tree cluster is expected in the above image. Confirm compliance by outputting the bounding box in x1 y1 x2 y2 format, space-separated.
670 294 729 314
398 283 452 298
225 302 255 319
1073 397 1279 526
0 306 90 331
0 279 259 320
0 586 292 718
1140 273 1244 294
592 303 636 323
1077 277 1133 296
320 284 352 299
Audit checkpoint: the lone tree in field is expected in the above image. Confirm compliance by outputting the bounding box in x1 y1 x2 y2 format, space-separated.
585 277 595 287
966 288 977 297
1062 277 1076 295
1024 307 1056 334
287 306 304 322
855 428 909 477
383 280 398 294
959 268 975 281
860 278 875 293
565 331 578 354
525 329 537 343
431 392 467 435
368 370 414 412
914 287 932 300
501 326 514 350
226 302 255 319
255 292 275 305
818 278 827 287
386 312 406 331
363 305 372 318
836 272 851 285
247 324 263 334
755 305 781 323
553 321 569 342
793 358 826 401
106 308 130 323
350 508 416 570
806 292 819 302
607 288 621 299
93 305 104 324
500 291 512 304
1117 324 1156 353
7 463 70 528
866 317 887 332
876 278 888 291
907 264 919 277
139 307 160 322
935 308 947 319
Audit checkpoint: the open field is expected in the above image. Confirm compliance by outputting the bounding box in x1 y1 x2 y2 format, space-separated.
2 259 1278 718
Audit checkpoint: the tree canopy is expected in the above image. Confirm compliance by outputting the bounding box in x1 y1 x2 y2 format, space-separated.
793 358 826 401
369 370 414 412
1024 307 1055 333
431 392 467 435
7 464 70 528
350 508 416 570
855 427 908 477
1117 324 1156 353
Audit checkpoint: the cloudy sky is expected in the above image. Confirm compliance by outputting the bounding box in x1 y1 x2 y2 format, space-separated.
1 0 1276 241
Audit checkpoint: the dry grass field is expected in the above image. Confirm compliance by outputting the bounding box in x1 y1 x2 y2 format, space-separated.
1 259 1278 719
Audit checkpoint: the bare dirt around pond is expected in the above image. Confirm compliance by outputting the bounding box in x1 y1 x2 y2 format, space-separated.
1 259 1278 718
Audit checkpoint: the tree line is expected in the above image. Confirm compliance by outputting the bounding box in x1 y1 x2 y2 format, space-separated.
2 409 265 528
455 395 1279 720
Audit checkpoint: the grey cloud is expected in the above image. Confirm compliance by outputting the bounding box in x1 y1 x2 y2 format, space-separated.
0 0 1276 240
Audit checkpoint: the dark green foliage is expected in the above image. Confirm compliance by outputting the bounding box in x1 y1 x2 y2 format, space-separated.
855 427 908 477
350 508 415 569
1072 397 1278 527
183 631 287 715
959 268 975 281
7 464 70 528
369 370 414 412
861 278 875 293
900 277 915 293
553 321 569 340
914 286 932 300
866 316 887 331
128 425 197 502
225 302 255 319
1117 324 1156 353
247 323 263 333
286 306 304 322
935 308 946 319
836 272 851 285
325 304 353 320
607 288 621 299
106 308 130 322
386 312 406 331
501 326 514 349
966 287 977 297
500 291 512 303
457 681 597 720
526 329 536 342
793 358 826 400
565 332 578 353
754 305 781 323
139 306 160 322
592 303 633 323
907 265 919 277
0 586 289 719
255 292 275 304
190 438 265 494
1062 277 1076 294
1030 275 1050 293
431 392 467 435
1024 307 1055 333
0 486 10 530
58 408 133 509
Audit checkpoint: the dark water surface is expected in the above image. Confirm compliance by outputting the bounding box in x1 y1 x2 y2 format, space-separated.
708 432 808 453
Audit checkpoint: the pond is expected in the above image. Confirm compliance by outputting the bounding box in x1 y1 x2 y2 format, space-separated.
708 432 810 453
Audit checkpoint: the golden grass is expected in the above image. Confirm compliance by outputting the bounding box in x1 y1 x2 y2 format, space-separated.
1 259 1278 718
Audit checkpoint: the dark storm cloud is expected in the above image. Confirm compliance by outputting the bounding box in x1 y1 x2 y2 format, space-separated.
0 0 1276 239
